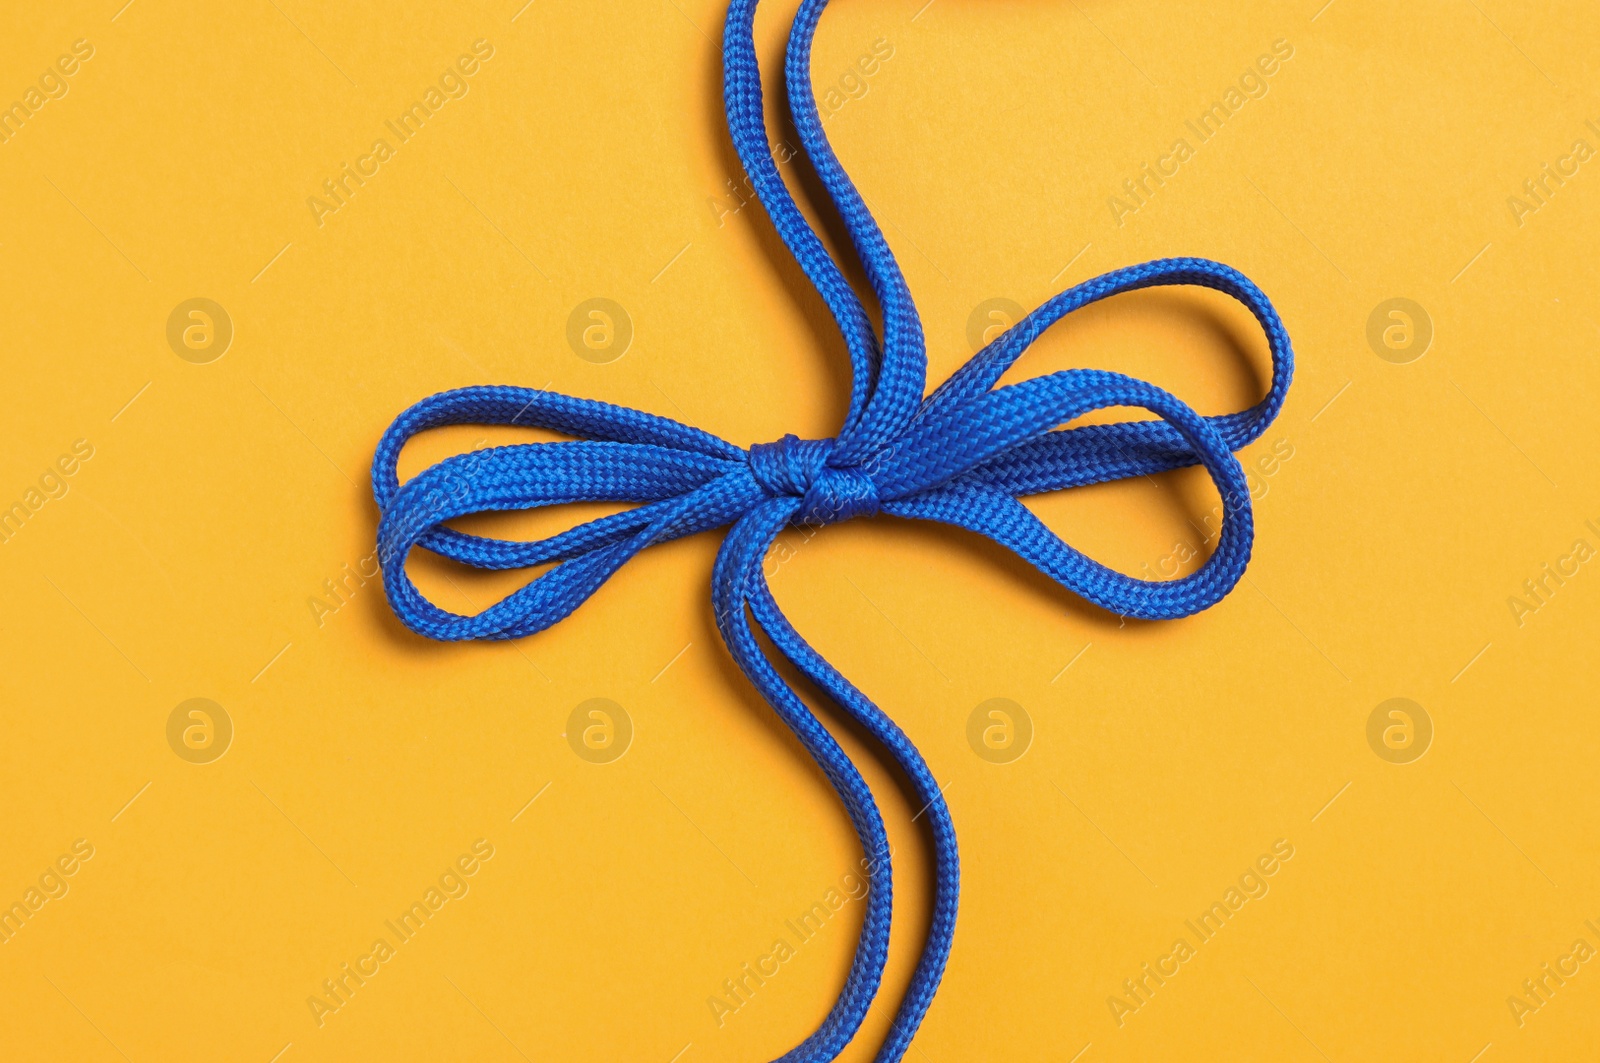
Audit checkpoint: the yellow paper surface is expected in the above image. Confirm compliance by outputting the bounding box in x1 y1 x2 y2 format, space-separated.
3 1 1599 1060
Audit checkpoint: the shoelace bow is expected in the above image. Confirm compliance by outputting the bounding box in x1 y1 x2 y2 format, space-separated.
372 1 1294 1059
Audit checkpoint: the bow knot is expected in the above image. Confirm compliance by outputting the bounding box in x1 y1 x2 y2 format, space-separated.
748 434 880 525
368 2 1296 1059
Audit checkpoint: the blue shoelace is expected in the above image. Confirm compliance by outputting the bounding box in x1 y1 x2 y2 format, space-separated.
371 1 1294 1058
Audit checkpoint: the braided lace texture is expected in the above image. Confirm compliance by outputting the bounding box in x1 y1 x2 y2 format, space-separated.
372 2 1295 1059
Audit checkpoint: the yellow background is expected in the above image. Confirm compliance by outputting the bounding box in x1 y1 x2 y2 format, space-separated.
2 0 1598 1060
